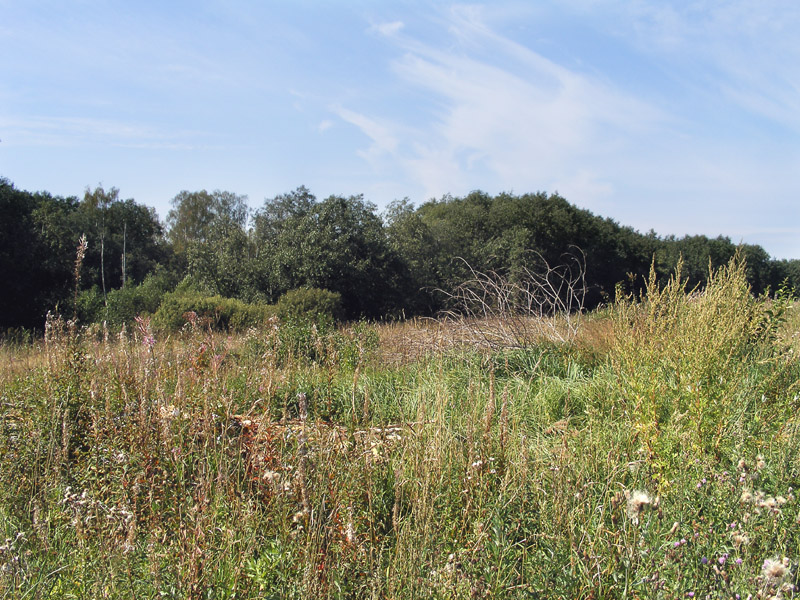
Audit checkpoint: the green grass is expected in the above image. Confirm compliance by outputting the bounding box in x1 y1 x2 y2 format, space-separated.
1 256 799 598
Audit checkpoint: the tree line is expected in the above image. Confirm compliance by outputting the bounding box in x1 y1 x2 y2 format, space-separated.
1 177 798 332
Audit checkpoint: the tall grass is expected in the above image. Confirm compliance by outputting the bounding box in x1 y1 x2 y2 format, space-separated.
0 256 798 598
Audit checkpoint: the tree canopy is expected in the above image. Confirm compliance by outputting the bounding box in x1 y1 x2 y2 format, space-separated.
1 176 798 332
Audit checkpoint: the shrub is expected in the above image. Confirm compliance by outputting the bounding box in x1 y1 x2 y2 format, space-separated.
276 288 344 322
152 291 276 332
75 270 178 328
607 254 800 464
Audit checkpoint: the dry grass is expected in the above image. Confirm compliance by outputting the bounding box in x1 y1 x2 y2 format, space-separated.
0 341 46 383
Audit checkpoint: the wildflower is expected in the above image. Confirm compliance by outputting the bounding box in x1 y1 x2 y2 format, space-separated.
732 532 750 547
737 458 747 471
701 557 708 565
756 454 766 470
626 490 652 524
761 557 790 584
719 554 728 565
741 489 754 504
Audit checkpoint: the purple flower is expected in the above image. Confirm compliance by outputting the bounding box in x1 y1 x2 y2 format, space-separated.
700 557 708 565
718 554 728 565
735 558 743 565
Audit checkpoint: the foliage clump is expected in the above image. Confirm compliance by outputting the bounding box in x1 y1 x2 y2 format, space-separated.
608 254 799 462
276 287 344 322
152 289 276 332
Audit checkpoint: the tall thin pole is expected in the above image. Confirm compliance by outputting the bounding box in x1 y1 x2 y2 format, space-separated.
122 221 127 288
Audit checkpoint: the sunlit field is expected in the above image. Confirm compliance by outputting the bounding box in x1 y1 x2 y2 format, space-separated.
1 258 799 599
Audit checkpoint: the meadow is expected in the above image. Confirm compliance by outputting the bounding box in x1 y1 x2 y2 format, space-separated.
1 257 799 599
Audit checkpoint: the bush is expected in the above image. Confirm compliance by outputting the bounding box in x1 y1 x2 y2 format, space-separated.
607 254 800 463
75 270 179 328
153 291 276 332
276 288 344 322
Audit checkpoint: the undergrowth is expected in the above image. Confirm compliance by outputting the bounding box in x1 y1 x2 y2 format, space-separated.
0 255 798 598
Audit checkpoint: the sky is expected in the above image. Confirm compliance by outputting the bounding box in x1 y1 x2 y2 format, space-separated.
1 1 799 259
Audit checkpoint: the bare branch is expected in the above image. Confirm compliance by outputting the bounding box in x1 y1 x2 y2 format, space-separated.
438 248 587 348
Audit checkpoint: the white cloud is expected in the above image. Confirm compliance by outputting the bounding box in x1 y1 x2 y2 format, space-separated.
584 0 800 130
328 3 800 256
333 106 399 159
0 115 204 150
338 5 665 205
372 20 404 37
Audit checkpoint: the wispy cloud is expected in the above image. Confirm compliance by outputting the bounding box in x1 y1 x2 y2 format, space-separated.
584 0 800 130
0 115 208 150
339 5 665 204
371 20 404 37
333 106 399 160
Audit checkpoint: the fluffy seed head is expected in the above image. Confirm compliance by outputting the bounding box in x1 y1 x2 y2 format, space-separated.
626 490 651 523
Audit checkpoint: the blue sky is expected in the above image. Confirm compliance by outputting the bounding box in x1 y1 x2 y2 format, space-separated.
2 1 799 258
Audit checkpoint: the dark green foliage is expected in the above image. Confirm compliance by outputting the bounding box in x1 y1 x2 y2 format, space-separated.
77 269 180 327
276 288 344 322
0 179 77 329
2 176 798 330
0 179 169 330
391 191 793 313
397 191 658 310
186 220 261 301
253 189 408 318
